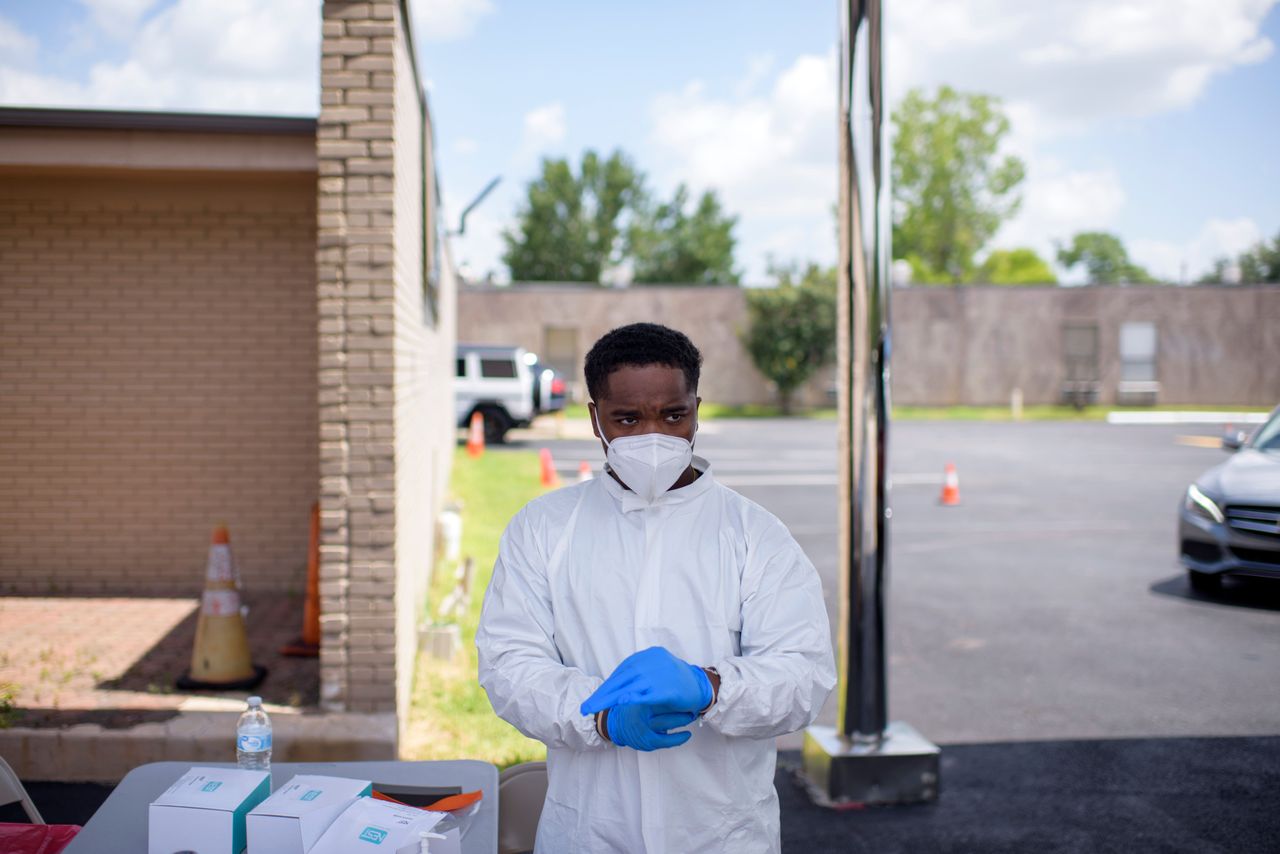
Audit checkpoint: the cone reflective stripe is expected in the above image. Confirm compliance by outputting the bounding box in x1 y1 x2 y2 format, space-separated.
539 448 560 488
577 461 593 483
940 463 960 506
178 524 266 690
467 411 485 458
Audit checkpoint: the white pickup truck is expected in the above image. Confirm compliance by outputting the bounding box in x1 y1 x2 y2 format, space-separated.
455 344 566 443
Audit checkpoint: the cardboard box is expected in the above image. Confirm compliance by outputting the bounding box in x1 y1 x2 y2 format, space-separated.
246 775 372 854
148 766 271 854
309 796 461 854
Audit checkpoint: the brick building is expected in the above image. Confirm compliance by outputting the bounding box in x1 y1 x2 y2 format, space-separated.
0 0 454 728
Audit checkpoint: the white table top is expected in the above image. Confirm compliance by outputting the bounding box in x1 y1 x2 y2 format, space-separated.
62 759 499 853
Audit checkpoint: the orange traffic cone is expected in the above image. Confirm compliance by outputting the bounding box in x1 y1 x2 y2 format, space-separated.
281 502 321 658
177 524 266 690
940 463 960 506
466 411 485 458
577 461 593 483
540 448 561 488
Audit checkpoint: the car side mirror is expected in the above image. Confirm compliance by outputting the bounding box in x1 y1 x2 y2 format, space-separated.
1221 429 1246 452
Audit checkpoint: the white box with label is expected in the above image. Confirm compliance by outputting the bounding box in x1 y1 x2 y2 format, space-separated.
309 796 461 854
246 774 372 854
148 766 271 854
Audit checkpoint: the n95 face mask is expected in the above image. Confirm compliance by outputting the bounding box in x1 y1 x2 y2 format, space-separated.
592 408 695 503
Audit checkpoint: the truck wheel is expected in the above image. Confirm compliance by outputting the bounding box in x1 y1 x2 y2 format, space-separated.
480 408 510 444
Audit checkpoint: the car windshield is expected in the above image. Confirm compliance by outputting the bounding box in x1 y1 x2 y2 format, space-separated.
1249 409 1280 452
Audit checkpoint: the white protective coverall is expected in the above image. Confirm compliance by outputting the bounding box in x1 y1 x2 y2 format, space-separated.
476 455 837 853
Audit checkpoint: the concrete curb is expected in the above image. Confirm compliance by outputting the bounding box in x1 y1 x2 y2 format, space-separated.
0 711 397 783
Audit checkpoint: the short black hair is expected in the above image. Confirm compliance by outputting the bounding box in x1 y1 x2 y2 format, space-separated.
584 323 702 401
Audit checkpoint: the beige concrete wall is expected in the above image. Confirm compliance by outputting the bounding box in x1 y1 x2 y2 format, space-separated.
891 285 1280 405
458 283 1280 407
0 170 318 594
456 284 784 405
317 0 454 719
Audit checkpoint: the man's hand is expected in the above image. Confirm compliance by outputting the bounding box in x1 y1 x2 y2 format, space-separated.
602 704 695 751
579 646 713 716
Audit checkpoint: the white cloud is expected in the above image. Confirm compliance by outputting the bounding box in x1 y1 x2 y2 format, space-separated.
0 0 319 114
453 136 478 155
76 0 162 40
521 101 566 148
991 166 1126 267
0 14 38 63
410 0 494 43
1131 217 1263 282
647 52 838 280
887 0 1277 139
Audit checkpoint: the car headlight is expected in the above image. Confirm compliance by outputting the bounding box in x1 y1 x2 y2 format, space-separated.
1185 484 1224 524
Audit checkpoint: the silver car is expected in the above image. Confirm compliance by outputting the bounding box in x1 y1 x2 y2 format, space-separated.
1179 405 1280 592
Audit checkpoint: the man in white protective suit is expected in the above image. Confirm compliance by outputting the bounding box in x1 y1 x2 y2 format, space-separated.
476 322 836 853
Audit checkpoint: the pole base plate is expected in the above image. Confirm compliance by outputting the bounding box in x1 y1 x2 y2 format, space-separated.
799 722 941 807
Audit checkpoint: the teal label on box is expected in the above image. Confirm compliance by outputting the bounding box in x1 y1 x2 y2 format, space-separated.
301 789 322 801
359 826 388 844
201 781 222 792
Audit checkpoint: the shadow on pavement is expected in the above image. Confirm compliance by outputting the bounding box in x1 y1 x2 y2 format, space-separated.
1149 573 1280 612
98 594 319 707
5 594 318 730
778 735 1280 853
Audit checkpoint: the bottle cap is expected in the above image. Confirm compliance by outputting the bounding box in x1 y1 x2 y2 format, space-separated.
248 696 262 706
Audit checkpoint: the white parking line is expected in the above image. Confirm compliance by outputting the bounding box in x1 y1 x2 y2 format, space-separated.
1106 411 1268 425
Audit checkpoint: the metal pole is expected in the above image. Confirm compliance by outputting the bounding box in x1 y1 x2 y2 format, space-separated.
800 0 939 806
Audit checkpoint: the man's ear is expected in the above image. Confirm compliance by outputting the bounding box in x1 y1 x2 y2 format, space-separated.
588 401 601 440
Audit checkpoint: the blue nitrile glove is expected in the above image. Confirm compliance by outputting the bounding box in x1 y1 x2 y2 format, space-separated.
605 704 695 751
579 646 713 716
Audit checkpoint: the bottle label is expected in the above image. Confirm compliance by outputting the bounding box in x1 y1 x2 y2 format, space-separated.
238 733 271 752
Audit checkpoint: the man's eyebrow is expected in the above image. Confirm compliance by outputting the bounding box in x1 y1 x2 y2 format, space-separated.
660 403 690 412
608 406 642 416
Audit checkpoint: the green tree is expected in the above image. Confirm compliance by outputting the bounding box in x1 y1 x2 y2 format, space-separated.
629 185 740 284
1199 230 1280 283
1238 231 1280 282
1056 231 1155 284
740 263 836 414
892 86 1026 283
502 150 643 283
976 247 1057 285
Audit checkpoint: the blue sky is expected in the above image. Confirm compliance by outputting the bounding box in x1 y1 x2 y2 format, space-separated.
2 0 1277 284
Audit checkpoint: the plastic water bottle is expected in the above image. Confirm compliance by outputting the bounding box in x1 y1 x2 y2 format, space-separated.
236 696 272 770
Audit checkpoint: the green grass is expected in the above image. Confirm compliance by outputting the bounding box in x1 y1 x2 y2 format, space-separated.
402 448 548 770
0 683 18 729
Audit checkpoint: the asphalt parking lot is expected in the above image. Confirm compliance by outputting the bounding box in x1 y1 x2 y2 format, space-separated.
509 417 1280 749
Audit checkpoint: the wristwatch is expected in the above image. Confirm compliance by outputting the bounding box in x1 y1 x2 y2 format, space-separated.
698 666 720 716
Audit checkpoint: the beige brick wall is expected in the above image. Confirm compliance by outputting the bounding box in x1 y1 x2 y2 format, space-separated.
318 0 454 718
389 25 457 725
0 170 318 595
